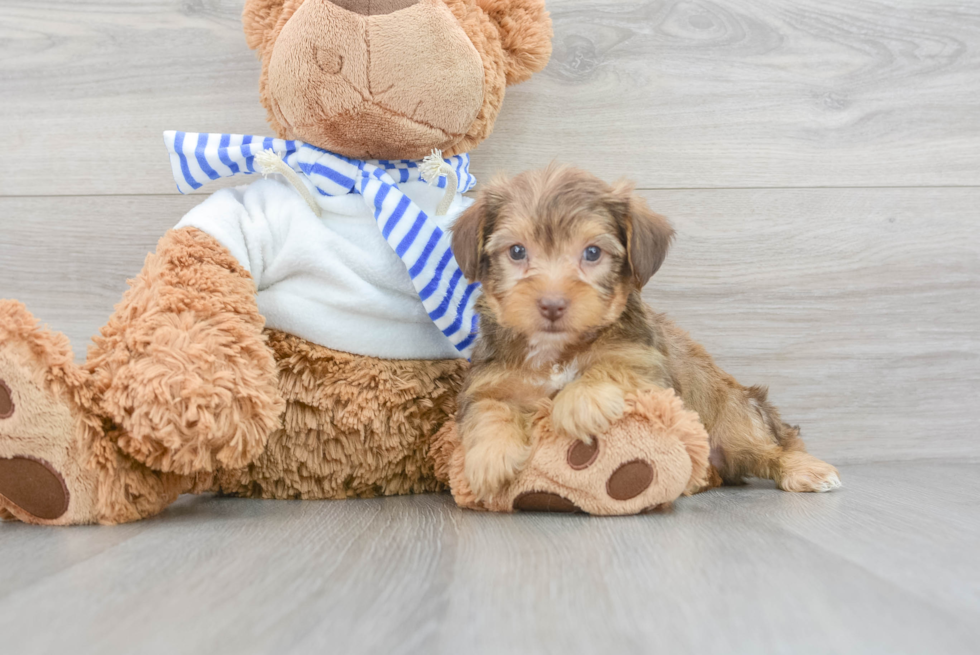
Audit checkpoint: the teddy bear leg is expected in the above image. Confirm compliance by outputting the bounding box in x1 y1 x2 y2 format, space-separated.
84 227 284 478
433 388 711 516
0 300 187 525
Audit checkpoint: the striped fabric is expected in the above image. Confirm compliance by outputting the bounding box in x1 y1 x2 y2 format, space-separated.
163 130 481 355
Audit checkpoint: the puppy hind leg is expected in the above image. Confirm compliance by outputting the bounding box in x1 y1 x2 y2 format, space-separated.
775 449 841 493
709 387 840 493
751 389 841 493
764 421 839 492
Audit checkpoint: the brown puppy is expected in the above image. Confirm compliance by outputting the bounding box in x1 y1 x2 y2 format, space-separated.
451 164 841 501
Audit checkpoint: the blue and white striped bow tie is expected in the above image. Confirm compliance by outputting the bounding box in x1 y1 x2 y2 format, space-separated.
164 130 481 356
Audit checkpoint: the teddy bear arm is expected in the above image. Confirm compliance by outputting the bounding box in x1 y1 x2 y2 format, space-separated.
84 227 284 477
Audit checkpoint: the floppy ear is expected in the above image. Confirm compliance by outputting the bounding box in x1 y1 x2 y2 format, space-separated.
609 180 675 288
451 177 507 282
477 0 553 85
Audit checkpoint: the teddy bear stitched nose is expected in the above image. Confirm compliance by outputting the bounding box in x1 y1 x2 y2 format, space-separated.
327 0 419 16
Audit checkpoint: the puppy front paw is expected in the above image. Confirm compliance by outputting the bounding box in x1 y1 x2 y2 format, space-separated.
551 382 625 444
464 437 531 501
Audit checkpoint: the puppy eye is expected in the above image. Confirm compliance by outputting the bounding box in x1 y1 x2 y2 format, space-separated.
509 244 527 261
583 245 601 262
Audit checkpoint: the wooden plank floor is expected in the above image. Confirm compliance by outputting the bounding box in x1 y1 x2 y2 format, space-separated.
1 1 979 653
0 462 977 655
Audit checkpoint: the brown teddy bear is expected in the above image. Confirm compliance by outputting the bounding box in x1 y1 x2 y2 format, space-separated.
0 0 710 525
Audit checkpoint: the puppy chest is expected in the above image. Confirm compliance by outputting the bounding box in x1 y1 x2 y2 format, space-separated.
540 361 581 396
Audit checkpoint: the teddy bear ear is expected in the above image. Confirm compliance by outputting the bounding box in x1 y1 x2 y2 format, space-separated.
477 0 553 85
242 0 290 55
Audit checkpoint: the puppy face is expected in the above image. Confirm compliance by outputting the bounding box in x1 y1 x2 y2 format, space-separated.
452 164 674 342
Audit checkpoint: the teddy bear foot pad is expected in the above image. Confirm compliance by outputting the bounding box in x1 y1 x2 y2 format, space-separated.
0 368 69 521
0 301 109 525
0 455 70 521
511 439 672 514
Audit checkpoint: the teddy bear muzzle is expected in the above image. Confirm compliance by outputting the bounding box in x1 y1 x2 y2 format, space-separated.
267 0 486 160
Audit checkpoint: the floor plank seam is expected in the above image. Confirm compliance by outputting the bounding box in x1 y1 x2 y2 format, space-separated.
2 185 980 200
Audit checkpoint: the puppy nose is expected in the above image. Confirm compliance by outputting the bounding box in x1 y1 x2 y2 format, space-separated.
537 297 568 322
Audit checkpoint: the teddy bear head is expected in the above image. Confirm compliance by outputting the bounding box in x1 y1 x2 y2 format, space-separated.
242 0 552 160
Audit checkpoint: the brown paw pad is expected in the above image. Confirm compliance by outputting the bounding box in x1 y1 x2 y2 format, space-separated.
607 460 656 501
0 456 70 520
567 438 599 470
513 491 582 513
0 380 13 419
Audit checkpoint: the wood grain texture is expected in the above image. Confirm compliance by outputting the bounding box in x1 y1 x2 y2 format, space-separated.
2 188 977 463
1 0 979 195
0 462 977 655
0 195 201 359
642 187 980 463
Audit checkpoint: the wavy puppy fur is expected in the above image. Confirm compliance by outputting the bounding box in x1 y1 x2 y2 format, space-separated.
450 164 841 500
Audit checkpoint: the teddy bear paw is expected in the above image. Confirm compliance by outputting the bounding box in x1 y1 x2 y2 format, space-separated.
0 301 100 525
509 436 671 515
437 388 710 516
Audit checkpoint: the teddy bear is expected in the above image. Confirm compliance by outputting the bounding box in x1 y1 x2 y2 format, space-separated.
0 0 711 525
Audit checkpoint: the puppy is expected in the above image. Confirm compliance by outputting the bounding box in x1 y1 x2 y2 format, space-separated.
450 164 841 501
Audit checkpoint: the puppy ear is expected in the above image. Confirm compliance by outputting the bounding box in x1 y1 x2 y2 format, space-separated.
451 177 507 282
609 180 675 288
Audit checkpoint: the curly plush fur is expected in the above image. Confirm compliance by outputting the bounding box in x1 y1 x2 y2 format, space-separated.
85 227 284 477
0 301 189 525
0 229 467 524
211 330 467 500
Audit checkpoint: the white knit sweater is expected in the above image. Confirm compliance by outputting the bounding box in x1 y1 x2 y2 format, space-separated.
176 176 472 360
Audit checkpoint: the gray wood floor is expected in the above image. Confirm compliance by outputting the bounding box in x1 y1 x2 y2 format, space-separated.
1 1 979 653
0 462 977 655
